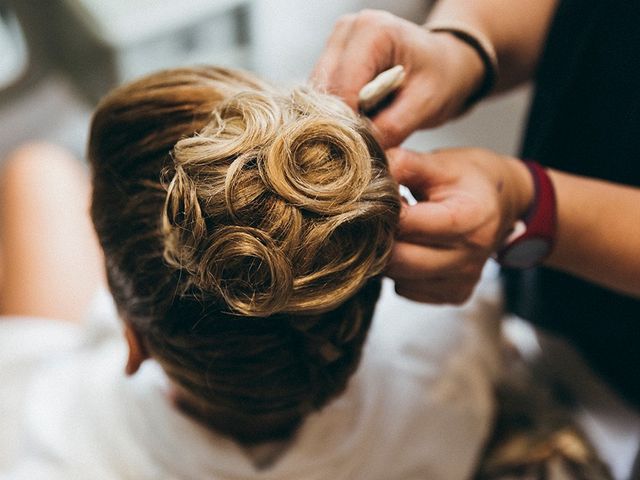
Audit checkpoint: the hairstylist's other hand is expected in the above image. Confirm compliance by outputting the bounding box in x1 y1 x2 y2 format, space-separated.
310 10 485 148
386 147 533 304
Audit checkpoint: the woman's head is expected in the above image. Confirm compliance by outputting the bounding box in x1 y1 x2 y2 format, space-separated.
89 67 400 443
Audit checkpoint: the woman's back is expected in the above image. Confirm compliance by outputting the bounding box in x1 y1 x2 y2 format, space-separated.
0 277 500 479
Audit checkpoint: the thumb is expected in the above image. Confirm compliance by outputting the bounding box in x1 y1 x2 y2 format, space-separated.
372 83 430 148
387 147 448 193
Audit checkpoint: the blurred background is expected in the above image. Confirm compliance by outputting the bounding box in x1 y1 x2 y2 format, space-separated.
0 0 531 161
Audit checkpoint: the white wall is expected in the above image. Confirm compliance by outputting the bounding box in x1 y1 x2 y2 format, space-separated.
404 86 532 155
249 0 431 83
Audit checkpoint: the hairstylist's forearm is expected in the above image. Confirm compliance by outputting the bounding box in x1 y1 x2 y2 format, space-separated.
427 0 558 91
545 170 640 298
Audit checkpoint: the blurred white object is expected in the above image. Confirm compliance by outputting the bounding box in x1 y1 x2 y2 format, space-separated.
0 6 28 91
51 0 252 100
399 184 417 206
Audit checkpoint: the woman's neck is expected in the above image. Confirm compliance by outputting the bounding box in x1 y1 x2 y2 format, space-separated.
170 385 303 446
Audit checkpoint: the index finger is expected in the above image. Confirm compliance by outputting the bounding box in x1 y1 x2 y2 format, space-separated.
371 78 436 148
310 14 396 110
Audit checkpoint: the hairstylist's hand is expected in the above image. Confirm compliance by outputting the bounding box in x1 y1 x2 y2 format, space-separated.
386 147 533 304
311 10 485 148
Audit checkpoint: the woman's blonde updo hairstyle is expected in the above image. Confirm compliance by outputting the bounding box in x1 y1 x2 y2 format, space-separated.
89 67 400 443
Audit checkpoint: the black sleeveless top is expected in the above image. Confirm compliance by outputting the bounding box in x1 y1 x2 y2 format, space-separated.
504 0 640 408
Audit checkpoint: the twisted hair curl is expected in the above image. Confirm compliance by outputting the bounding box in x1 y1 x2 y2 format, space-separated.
161 88 396 317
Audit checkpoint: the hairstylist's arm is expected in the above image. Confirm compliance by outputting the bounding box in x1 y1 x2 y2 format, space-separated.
387 148 640 303
544 170 640 298
311 0 557 148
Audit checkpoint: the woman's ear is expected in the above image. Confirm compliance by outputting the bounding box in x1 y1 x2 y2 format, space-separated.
124 323 149 375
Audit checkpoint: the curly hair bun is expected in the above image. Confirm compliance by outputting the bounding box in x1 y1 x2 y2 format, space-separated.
161 86 399 317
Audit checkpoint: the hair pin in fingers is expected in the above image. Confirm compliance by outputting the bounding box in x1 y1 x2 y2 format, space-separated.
358 65 405 113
